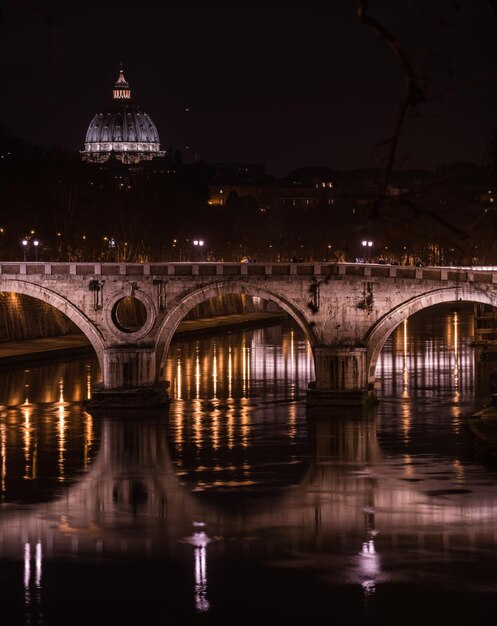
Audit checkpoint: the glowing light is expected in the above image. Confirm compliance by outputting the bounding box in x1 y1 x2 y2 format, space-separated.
242 338 247 396
228 345 233 398
212 343 217 399
84 413 94 471
289 329 296 399
211 409 219 450
0 422 6 498
24 543 30 597
240 401 250 448
176 357 182 400
57 385 66 482
24 540 43 610
453 311 460 400
22 404 33 480
35 541 42 589
86 364 92 400
193 400 203 449
402 318 409 398
195 347 200 400
187 528 211 613
359 534 381 600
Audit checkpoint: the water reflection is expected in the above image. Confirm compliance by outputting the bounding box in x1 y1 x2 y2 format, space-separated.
24 540 42 622
164 324 314 401
181 521 212 613
377 304 475 401
0 311 497 624
0 357 99 503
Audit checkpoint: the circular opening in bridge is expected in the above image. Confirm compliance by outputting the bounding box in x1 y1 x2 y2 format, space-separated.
111 296 148 333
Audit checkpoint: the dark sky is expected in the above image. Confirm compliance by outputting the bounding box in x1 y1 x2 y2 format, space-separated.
1 0 497 175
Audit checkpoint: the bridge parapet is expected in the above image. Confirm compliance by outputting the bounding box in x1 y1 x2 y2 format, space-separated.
0 261 494 284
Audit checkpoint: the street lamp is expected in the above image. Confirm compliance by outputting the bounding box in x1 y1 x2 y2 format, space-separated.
106 236 117 261
362 240 373 261
22 239 28 261
33 239 39 261
193 239 205 261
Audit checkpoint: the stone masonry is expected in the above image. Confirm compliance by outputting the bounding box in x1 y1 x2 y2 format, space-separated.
0 261 494 407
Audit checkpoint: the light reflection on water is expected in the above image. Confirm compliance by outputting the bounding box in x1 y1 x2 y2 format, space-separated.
0 308 496 624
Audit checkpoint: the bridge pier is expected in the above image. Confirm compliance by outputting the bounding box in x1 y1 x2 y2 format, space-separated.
307 346 376 407
85 347 169 411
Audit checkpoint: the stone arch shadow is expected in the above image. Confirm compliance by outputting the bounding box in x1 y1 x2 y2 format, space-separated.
155 280 320 373
365 285 497 381
0 279 106 373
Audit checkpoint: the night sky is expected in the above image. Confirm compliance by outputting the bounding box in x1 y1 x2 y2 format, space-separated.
1 0 497 176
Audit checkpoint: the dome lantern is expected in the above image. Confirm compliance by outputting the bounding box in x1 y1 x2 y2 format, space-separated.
113 67 131 100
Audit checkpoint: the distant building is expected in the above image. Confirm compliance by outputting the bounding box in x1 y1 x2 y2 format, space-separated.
81 68 165 164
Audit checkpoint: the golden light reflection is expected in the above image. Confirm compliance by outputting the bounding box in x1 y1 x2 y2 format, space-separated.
242 337 247 396
246 344 251 395
227 407 234 449
195 345 200 399
193 400 203 449
57 401 67 482
402 402 411 444
212 343 217 399
166 323 314 403
0 422 6 498
83 413 94 471
288 401 297 439
402 319 409 398
211 410 219 450
176 355 182 400
453 458 465 482
22 404 33 480
58 378 65 406
174 409 184 453
453 311 460 400
240 399 250 448
403 454 414 477
289 328 295 399
86 364 92 400
228 345 233 398
376 304 475 402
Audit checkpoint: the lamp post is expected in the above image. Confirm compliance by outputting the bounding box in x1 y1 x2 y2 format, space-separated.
106 236 117 261
362 239 373 262
33 239 39 261
193 239 204 261
22 239 28 261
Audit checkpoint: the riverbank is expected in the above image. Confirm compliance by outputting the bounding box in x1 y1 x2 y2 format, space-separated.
466 415 497 464
466 395 497 464
0 312 288 366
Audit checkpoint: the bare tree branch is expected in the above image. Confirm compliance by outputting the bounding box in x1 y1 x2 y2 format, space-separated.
357 1 425 221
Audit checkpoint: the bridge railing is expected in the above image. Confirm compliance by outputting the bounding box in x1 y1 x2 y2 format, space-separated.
0 262 494 283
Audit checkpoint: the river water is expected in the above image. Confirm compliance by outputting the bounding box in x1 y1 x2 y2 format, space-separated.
1 303 497 625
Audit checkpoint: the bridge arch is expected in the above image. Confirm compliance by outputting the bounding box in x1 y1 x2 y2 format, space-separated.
155 280 319 372
0 279 106 372
366 285 497 380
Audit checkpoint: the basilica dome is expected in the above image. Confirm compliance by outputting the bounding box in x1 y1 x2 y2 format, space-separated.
82 68 165 164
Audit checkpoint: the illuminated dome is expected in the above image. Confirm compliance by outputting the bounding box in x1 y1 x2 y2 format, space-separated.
82 68 165 164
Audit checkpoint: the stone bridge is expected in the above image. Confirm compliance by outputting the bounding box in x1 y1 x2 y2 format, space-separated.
0 260 494 406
